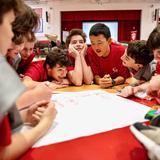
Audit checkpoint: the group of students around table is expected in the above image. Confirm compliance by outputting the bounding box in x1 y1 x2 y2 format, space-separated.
1 0 160 159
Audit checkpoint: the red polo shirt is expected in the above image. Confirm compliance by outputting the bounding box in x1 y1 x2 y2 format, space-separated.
17 52 35 74
87 43 130 79
0 115 11 146
24 60 47 81
156 61 160 74
67 53 90 72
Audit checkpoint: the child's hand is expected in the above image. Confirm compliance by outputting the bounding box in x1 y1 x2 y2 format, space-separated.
25 100 51 126
118 86 134 97
39 101 57 127
80 43 87 56
146 75 160 104
118 85 139 97
68 44 79 58
99 74 112 88
49 81 69 89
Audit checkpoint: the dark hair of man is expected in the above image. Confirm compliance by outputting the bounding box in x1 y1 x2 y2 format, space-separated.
89 23 111 40
127 40 153 66
44 47 71 69
12 4 40 34
0 0 24 24
65 29 86 48
147 25 160 50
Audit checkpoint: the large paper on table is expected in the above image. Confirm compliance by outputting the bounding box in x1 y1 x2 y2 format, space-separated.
26 90 150 148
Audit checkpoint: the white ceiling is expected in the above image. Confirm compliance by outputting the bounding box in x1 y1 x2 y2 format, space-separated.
25 0 160 3
53 0 160 3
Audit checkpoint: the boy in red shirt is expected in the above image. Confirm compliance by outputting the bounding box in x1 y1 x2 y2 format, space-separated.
6 4 39 72
5 4 52 109
17 32 36 74
66 29 93 86
23 47 71 89
87 23 130 88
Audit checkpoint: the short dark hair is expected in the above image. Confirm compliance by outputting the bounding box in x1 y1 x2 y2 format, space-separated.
65 29 86 48
0 0 24 24
127 40 153 65
147 25 160 50
89 23 111 40
44 47 70 69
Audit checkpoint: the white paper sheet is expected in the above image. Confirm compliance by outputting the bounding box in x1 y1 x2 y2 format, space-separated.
24 90 150 148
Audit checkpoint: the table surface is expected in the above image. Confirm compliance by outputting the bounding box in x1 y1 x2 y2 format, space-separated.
19 84 156 160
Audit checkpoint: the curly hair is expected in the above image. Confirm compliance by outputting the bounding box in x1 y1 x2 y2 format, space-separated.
65 29 86 48
44 47 71 69
127 40 153 65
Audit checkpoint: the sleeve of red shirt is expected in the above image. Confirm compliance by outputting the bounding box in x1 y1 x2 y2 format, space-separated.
117 47 130 79
87 47 99 76
66 54 75 72
118 62 131 79
17 52 35 74
113 44 130 79
24 61 44 81
156 62 160 74
0 115 11 146
67 54 90 72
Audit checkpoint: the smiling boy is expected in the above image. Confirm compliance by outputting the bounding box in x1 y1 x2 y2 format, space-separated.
23 47 71 89
121 40 155 86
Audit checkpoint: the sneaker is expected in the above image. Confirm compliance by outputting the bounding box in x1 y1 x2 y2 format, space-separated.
130 122 160 160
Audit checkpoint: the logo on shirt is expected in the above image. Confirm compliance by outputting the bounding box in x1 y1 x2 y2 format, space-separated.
112 67 118 73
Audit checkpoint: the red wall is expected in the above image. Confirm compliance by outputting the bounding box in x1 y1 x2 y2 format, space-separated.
61 10 141 42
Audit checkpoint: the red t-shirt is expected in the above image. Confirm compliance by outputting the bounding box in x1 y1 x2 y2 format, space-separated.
17 52 35 74
67 53 90 72
66 55 74 71
87 43 130 79
24 60 47 81
0 115 11 146
156 61 160 74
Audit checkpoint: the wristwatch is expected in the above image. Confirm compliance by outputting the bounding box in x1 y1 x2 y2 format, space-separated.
112 79 116 86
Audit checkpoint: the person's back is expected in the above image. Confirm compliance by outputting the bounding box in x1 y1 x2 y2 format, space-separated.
0 1 57 160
